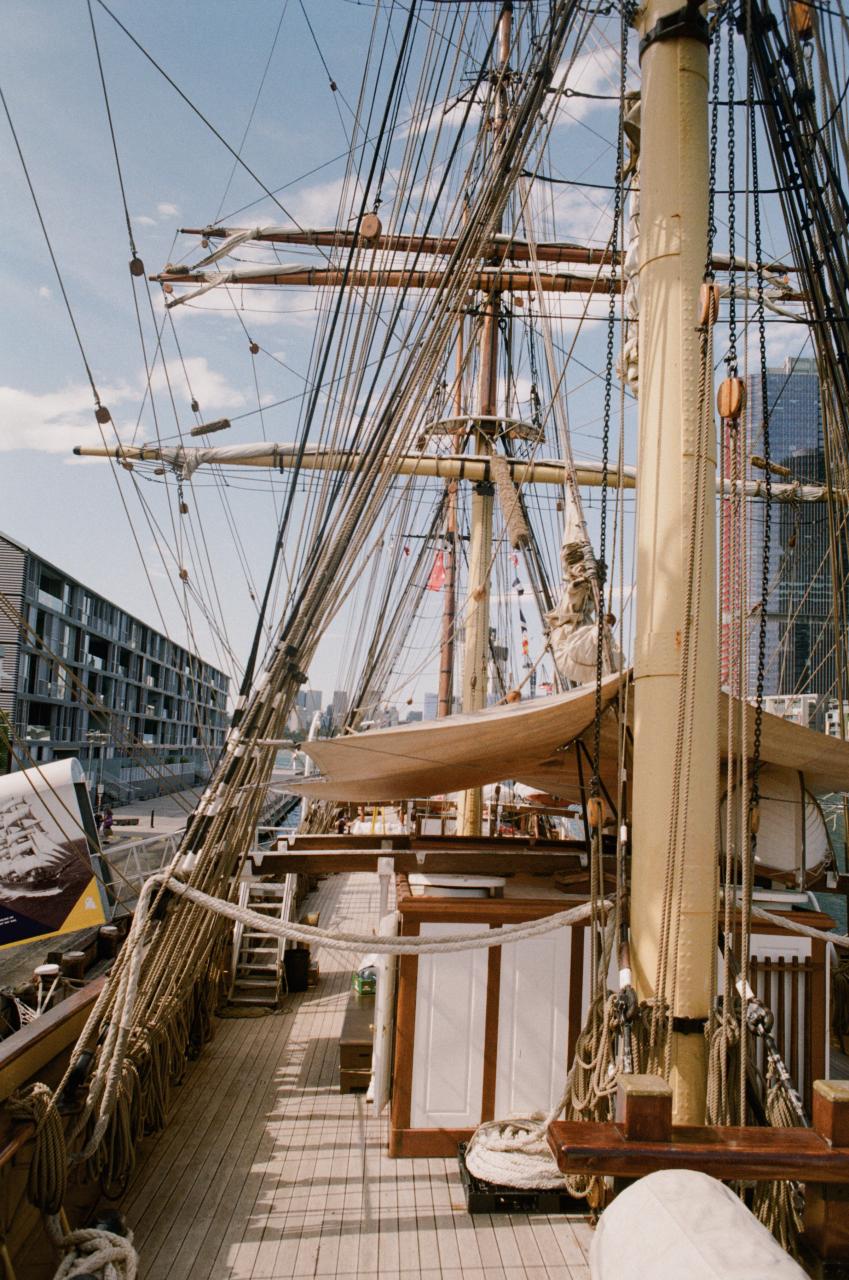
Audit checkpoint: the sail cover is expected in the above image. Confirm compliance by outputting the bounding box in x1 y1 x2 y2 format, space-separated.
284 675 849 803
287 674 621 804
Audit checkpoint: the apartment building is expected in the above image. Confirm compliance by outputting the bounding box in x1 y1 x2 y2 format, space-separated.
0 531 229 799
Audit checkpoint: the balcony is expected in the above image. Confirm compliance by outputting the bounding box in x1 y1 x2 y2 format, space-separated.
35 679 64 699
37 588 65 612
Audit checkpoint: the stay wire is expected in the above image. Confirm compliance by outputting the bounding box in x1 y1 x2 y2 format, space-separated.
0 80 103 409
591 6 626 788
93 0 309 235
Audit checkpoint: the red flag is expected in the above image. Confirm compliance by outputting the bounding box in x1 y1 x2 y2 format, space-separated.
427 550 447 591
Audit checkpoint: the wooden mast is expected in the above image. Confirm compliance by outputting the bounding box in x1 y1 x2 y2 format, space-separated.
455 2 513 838
628 0 717 1122
436 313 464 720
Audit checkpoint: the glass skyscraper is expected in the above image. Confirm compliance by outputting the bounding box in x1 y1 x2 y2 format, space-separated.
746 356 836 708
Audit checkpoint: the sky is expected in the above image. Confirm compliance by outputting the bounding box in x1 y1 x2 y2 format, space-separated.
0 0 810 715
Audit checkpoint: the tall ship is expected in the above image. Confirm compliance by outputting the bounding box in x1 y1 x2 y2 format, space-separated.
2 0 849 1276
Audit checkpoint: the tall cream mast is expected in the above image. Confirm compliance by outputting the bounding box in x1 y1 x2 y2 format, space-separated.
628 0 717 1122
456 2 514 838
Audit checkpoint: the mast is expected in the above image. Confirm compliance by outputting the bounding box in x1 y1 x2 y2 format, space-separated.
437 315 464 719
456 2 512 837
628 0 716 1121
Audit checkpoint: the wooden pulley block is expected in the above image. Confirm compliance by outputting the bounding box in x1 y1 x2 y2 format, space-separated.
95 405 111 425
790 1 814 39
587 795 603 828
359 212 382 245
129 256 145 277
717 376 746 421
749 803 761 835
180 501 189 515
179 567 189 582
698 281 721 326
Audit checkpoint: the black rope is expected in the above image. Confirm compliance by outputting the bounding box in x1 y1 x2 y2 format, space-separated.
93 0 306 233
0 81 103 409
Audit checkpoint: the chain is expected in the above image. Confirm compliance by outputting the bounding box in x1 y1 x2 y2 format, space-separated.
705 5 723 282
592 3 628 787
749 25 771 818
526 313 543 432
726 0 738 377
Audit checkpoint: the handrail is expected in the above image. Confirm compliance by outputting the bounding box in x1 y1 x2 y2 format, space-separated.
0 977 106 1108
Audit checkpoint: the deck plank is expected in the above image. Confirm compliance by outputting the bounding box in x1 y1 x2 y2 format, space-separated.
116 873 593 1279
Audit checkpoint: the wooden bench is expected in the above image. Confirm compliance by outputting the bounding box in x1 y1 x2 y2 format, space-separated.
339 990 374 1093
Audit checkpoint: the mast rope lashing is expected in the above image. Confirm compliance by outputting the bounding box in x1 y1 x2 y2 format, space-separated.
489 452 529 548
4 1084 138 1280
7 1082 67 1216
142 871 609 955
51 1224 137 1280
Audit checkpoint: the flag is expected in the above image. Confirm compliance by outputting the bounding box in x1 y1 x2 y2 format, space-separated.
427 550 447 591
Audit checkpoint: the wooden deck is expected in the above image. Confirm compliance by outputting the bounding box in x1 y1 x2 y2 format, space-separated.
120 873 593 1280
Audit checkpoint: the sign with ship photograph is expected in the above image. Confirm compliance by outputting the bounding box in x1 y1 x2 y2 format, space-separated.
0 758 111 949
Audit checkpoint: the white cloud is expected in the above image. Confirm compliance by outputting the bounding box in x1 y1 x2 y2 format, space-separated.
135 214 157 228
157 202 179 217
0 380 136 455
0 356 245 455
552 45 623 124
286 176 355 228
37 285 52 300
151 356 246 413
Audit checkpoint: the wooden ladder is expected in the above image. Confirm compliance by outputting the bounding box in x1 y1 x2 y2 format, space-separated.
228 878 295 1008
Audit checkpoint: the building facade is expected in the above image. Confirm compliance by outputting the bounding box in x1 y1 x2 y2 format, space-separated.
746 357 836 710
0 531 229 798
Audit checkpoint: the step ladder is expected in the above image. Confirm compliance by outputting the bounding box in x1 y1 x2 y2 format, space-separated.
228 878 295 1008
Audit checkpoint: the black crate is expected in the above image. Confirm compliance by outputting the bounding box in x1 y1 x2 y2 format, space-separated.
457 1143 587 1216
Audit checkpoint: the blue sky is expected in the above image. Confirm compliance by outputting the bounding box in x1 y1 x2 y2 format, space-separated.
0 1 806 711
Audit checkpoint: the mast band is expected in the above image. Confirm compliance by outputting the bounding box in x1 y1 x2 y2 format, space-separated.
671 1014 709 1034
638 4 710 59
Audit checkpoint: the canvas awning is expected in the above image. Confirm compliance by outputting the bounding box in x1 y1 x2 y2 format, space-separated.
284 673 849 804
287 675 622 804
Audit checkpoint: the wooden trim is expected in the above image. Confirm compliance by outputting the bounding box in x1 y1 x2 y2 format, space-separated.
567 927 585 1066
398 899 593 925
809 939 827 1110
389 918 419 1142
256 850 596 876
548 1119 849 1182
480 933 501 1122
390 1126 475 1158
751 909 835 934
0 1122 34 1171
0 977 105 1104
